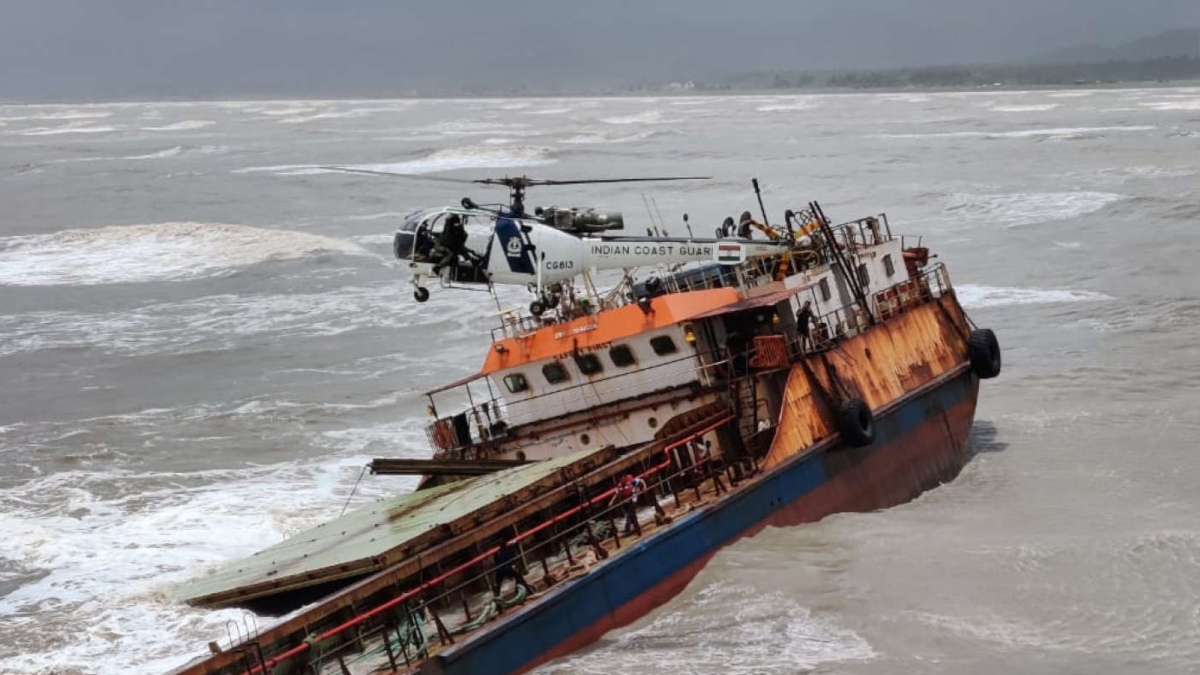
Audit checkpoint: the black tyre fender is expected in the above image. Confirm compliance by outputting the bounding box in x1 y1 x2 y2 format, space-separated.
529 300 546 316
968 328 1001 379
837 397 875 447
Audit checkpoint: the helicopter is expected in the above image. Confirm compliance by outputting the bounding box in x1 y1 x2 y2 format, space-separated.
323 169 795 315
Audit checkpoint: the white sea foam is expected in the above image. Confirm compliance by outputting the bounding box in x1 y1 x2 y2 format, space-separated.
756 100 820 112
275 108 383 124
124 145 184 159
1047 90 1096 98
345 211 408 222
142 120 215 131
600 110 675 125
942 191 1126 228
342 146 554 174
257 106 319 117
561 130 655 145
0 222 365 287
0 282 471 358
540 582 874 675
989 104 1060 112
123 144 230 160
19 123 119 136
353 233 399 245
956 285 1113 309
0 448 409 675
1138 99 1200 111
880 125 1155 140
32 110 115 121
234 145 555 177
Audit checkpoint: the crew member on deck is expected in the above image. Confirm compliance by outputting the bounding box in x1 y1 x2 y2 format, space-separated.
492 540 534 599
796 300 815 354
610 474 647 536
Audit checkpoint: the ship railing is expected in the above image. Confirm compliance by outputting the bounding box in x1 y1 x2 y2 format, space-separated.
827 213 893 251
235 417 747 675
775 262 952 356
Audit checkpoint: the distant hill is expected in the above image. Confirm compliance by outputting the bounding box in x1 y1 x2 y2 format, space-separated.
1030 28 1199 64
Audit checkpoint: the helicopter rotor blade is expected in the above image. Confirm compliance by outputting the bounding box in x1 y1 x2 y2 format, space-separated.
315 166 475 184
472 176 711 187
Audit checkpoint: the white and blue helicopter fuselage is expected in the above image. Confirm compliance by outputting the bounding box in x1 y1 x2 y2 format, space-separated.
393 206 786 303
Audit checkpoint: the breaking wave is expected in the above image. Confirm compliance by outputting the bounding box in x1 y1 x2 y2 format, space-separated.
756 100 821 112
19 123 119 136
235 145 555 177
600 110 676 125
0 447 409 675
942 191 1126 228
0 223 365 287
122 145 230 160
989 104 1060 112
1138 99 1200 111
561 130 657 145
880 126 1155 140
142 120 216 131
957 285 1113 309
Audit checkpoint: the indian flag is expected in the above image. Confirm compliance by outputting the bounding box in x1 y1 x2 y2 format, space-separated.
716 243 744 264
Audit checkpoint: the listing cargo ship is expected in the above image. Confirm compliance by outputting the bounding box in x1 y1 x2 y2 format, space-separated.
171 195 1000 675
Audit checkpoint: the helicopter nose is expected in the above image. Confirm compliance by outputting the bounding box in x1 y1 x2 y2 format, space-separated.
394 231 415 260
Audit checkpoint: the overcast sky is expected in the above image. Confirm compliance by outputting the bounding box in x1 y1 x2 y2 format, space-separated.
1 0 1196 100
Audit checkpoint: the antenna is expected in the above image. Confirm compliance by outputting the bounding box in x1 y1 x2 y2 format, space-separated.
751 178 771 229
641 194 660 237
650 196 667 237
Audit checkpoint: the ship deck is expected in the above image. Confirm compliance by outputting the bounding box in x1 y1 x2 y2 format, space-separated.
179 446 625 610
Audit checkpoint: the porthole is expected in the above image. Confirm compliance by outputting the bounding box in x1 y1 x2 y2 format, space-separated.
575 353 603 375
503 373 529 393
542 361 569 384
650 336 677 356
609 344 636 367
648 417 658 429
580 433 591 445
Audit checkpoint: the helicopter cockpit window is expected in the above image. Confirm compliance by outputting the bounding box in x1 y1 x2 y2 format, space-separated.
542 361 570 385
503 373 529 393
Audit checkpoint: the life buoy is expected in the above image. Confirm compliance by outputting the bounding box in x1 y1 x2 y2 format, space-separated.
968 328 1002 379
837 397 875 447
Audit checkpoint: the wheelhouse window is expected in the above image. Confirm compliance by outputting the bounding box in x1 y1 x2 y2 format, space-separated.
502 373 529 393
542 361 570 384
819 277 832 301
856 263 870 287
609 344 637 367
883 254 896 277
575 353 603 375
650 335 678 356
